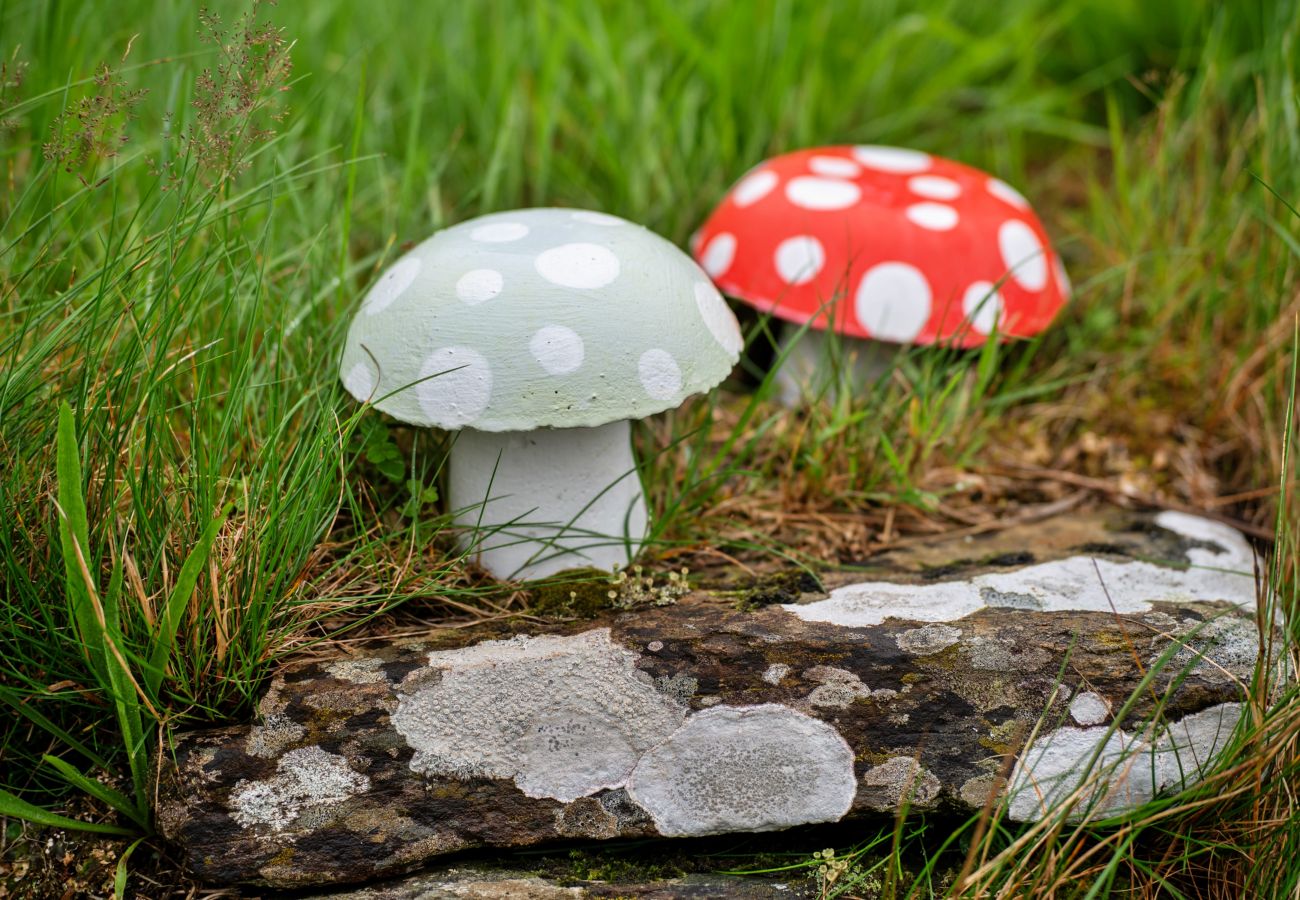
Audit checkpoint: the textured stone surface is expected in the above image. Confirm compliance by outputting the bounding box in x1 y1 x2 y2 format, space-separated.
157 510 1271 888
299 866 804 899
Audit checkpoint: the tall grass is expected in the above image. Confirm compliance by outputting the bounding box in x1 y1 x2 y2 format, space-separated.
1 0 1297 892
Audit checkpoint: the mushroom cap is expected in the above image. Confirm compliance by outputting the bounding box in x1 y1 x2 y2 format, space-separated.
340 208 743 431
693 146 1069 348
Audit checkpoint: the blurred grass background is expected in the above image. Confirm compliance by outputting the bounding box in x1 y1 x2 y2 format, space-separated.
1 0 1298 895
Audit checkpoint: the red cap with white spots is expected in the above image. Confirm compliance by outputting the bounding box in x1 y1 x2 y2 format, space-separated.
692 146 1070 348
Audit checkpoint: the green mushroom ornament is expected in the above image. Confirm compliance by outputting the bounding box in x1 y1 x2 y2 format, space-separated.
340 208 743 581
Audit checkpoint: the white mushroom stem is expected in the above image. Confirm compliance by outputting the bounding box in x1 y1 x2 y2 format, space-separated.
448 420 648 581
773 323 901 407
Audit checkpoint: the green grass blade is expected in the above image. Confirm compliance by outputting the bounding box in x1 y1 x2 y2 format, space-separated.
114 836 146 900
55 401 104 681
40 754 147 828
0 787 134 836
143 503 234 698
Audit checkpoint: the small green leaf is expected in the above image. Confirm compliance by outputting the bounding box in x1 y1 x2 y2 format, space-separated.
115 837 146 899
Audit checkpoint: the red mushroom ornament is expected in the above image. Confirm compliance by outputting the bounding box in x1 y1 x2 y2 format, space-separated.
693 145 1070 404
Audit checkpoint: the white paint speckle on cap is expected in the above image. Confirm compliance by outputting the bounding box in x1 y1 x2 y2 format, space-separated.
535 242 621 289
851 145 931 173
987 177 1030 209
808 155 861 178
785 176 862 211
626 704 857 837
774 235 825 285
471 221 529 243
998 220 1048 291
1069 692 1111 726
416 346 492 427
638 349 683 400
392 629 687 803
229 746 369 831
854 261 933 342
784 514 1256 628
694 281 744 355
700 232 737 277
962 281 1004 335
731 170 779 207
455 268 504 305
362 256 421 316
907 175 962 200
905 203 959 232
530 324 585 375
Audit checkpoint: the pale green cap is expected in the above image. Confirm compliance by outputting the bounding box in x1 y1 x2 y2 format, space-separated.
340 208 742 431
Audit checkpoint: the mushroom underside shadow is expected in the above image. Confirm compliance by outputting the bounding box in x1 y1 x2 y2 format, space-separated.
447 420 649 580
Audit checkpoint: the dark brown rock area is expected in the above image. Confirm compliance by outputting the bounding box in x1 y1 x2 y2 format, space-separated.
157 510 1270 888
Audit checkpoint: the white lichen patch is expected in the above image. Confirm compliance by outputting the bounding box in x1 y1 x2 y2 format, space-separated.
1006 702 1243 822
804 666 880 709
391 629 687 803
626 704 857 837
1069 692 1111 727
784 514 1256 628
896 624 962 655
762 663 791 685
229 746 369 831
859 757 941 811
244 714 307 759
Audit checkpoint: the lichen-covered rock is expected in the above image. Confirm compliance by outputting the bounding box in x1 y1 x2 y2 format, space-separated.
157 510 1276 888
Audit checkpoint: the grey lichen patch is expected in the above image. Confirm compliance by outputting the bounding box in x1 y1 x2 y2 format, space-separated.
324 657 389 685
1069 692 1110 727
959 773 1003 808
804 666 887 709
626 704 856 837
654 673 699 705
1006 702 1244 821
1156 702 1242 790
784 514 1256 628
858 757 941 811
762 663 791 685
1159 614 1263 676
245 714 307 759
896 624 962 656
391 629 687 803
229 746 370 832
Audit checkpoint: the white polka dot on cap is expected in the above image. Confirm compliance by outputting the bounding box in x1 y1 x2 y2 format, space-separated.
529 324 585 375
416 346 493 427
455 268 503 305
807 155 861 178
773 235 825 285
535 242 621 289
638 348 683 400
961 281 1004 335
851 145 931 173
905 203 959 231
700 232 737 277
363 256 421 316
731 170 779 207
854 262 933 342
998 220 1047 290
470 222 529 242
907 175 962 200
785 176 862 211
